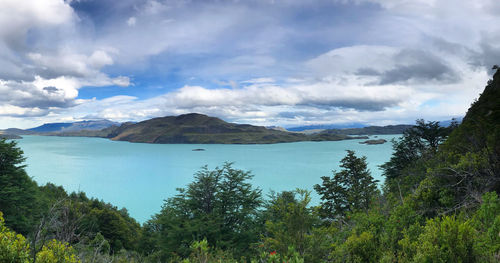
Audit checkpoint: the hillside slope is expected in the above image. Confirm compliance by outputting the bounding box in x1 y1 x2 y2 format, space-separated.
101 113 360 144
440 67 500 192
58 113 365 144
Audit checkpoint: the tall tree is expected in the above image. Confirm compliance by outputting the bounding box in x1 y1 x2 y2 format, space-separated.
262 190 320 259
381 119 454 204
151 163 262 259
314 150 378 220
0 139 39 235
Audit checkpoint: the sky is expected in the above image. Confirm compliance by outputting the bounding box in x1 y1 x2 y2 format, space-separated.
0 0 499 129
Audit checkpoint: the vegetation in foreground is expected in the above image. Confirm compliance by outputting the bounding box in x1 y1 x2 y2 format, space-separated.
0 68 499 262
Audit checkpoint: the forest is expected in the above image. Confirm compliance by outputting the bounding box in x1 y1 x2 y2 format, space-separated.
1 68 499 262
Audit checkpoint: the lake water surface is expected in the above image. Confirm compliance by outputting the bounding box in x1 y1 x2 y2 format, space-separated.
17 135 400 223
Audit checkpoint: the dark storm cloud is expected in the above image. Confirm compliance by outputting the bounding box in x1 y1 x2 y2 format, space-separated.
477 41 500 72
378 50 460 85
299 98 400 112
356 67 380 76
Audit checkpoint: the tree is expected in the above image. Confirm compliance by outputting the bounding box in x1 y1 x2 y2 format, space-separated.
381 119 453 204
381 119 451 181
151 163 262 259
314 150 378 220
262 190 319 258
0 138 39 235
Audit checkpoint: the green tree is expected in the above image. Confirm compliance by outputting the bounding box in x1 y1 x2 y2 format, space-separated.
343 231 379 263
262 190 321 260
381 119 452 204
314 150 378 220
0 138 39 235
472 192 500 261
151 163 262 260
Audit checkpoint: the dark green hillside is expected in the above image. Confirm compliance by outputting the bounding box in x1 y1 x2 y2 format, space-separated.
444 67 500 157
428 67 500 206
87 113 356 144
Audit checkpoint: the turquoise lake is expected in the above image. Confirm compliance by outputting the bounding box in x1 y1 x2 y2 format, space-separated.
16 135 400 223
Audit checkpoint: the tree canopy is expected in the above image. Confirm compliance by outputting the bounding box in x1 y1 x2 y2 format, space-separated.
314 150 378 220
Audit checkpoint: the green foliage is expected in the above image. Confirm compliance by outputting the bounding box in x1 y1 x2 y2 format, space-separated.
1 212 80 263
86 207 141 251
150 163 262 260
36 240 80 263
381 119 452 205
405 216 477 263
262 190 321 260
252 246 304 263
0 211 30 263
472 192 500 261
315 150 378 219
0 138 40 234
343 231 379 263
383 201 424 254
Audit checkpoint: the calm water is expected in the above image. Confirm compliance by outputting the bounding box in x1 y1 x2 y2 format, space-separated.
16 135 399 223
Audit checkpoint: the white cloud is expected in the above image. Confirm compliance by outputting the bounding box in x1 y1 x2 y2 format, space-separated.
0 0 74 42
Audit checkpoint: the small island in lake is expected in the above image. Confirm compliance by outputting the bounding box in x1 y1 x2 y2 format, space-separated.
359 139 387 145
192 148 206 151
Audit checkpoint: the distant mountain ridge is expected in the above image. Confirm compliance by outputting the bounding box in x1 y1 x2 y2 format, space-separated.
320 124 415 135
27 120 119 133
287 118 462 135
287 123 367 132
0 120 119 136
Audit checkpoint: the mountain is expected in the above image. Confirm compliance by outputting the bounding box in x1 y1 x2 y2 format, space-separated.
27 122 73 133
0 128 36 135
27 120 119 133
59 113 365 144
287 123 367 132
289 119 462 135
320 124 414 135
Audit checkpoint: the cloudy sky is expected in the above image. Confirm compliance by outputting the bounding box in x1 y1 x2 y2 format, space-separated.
0 0 499 129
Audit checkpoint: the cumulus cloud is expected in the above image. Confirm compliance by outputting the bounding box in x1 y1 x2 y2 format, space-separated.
0 0 74 47
0 0 131 120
